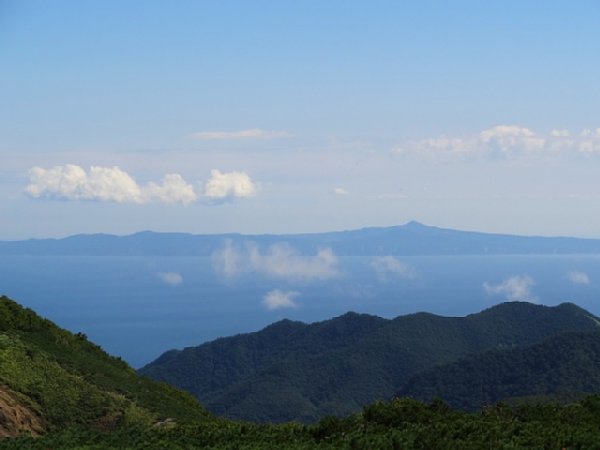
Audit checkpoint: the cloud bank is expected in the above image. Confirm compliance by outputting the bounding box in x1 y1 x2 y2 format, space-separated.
158 272 183 286
213 240 339 281
483 275 536 302
26 165 147 203
262 289 300 310
371 256 415 281
567 271 590 285
204 169 257 200
334 187 349 195
145 174 198 205
25 165 256 204
189 128 289 140
393 125 600 161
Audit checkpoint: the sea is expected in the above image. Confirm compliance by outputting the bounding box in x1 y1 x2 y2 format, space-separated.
1 254 599 368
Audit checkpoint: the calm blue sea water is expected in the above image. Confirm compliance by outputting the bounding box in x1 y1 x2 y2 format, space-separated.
1 255 599 367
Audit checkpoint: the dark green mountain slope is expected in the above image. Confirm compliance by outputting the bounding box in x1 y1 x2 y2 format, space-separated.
0 295 208 436
399 330 600 411
140 301 600 423
5 295 600 449
10 396 600 449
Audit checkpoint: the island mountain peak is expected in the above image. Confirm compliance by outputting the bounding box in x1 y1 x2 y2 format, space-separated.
402 220 429 228
4 222 600 256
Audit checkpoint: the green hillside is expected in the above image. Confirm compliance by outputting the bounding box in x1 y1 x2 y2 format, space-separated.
10 395 600 449
399 331 600 411
140 301 600 423
0 295 208 437
5 295 600 448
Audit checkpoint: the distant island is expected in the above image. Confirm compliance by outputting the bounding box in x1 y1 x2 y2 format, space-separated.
3 221 600 256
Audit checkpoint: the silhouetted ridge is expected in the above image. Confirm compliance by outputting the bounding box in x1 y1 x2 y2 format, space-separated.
257 318 306 336
5 222 600 255
403 220 428 228
6 296 600 448
140 301 600 423
399 331 600 411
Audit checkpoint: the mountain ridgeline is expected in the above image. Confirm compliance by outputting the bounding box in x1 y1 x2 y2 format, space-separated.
399 330 600 411
3 221 600 256
0 295 208 437
5 295 600 448
140 301 600 423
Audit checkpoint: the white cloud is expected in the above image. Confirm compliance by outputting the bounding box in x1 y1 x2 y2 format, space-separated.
371 256 415 281
580 129 594 137
145 174 198 205
479 125 545 156
262 289 300 310
334 187 349 195
158 272 183 286
213 240 340 281
26 164 143 203
25 165 261 205
483 275 536 302
203 169 257 200
25 165 197 205
392 125 600 161
189 128 289 140
567 271 590 285
212 239 242 278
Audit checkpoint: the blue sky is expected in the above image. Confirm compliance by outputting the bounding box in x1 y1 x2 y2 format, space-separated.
2 1 600 239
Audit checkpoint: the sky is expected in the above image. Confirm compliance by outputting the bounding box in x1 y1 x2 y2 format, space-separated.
2 1 600 239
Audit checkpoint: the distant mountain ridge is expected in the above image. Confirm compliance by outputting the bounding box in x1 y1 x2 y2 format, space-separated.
399 331 600 411
5 286 600 449
140 301 600 423
3 221 600 256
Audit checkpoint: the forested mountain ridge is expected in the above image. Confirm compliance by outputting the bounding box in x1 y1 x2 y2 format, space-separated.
0 295 208 437
399 330 600 411
4 221 600 256
5 295 600 449
140 301 600 423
